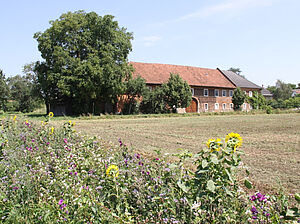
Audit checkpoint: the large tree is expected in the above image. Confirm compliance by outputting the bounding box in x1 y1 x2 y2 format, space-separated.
0 69 10 111
273 80 293 101
34 11 133 114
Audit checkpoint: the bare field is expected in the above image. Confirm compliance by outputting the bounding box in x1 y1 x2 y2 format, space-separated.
72 113 300 193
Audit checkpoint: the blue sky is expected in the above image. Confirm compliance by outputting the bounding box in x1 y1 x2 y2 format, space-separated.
1 0 299 86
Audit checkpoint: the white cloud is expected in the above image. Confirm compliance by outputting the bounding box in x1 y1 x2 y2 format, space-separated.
177 0 277 21
141 35 162 47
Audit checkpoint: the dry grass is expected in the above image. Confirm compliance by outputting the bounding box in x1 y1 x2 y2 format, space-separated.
71 113 300 193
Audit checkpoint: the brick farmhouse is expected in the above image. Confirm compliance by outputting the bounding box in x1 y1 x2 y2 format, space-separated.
130 62 262 113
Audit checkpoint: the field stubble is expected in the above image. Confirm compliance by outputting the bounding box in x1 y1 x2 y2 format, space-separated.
73 113 300 193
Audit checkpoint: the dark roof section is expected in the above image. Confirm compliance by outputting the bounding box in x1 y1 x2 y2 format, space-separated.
219 69 261 89
130 62 236 88
261 88 273 96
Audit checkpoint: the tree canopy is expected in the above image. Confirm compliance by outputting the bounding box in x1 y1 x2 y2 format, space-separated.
0 69 10 111
232 87 246 110
34 11 133 114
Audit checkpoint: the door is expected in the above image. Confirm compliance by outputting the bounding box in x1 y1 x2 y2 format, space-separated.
186 98 198 113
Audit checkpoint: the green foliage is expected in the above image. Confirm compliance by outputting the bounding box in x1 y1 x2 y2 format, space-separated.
123 76 147 114
0 69 10 111
140 87 168 114
0 116 298 223
272 80 293 101
34 11 133 114
140 73 192 114
232 87 246 110
247 91 267 109
162 73 192 113
7 74 42 113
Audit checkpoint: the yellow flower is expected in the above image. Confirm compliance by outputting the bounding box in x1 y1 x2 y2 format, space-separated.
206 138 222 152
50 126 54 135
68 120 75 126
106 165 119 178
25 120 29 124
48 112 54 118
13 115 17 121
225 132 243 151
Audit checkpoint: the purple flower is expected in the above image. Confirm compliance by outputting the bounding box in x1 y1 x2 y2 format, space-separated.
63 138 68 144
252 216 257 220
118 138 123 146
136 154 141 159
74 172 78 176
58 199 63 205
256 192 263 198
251 206 258 214
155 158 159 161
250 195 256 201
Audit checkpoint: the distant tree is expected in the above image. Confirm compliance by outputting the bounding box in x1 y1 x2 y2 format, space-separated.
298 83 300 89
273 80 292 101
0 69 10 111
228 67 245 78
7 74 41 113
34 11 133 114
232 87 246 110
162 73 192 113
123 76 148 114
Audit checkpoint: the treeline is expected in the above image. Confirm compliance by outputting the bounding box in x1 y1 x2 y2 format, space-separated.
0 66 43 113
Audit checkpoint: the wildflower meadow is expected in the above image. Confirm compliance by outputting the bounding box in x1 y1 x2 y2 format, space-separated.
0 114 299 223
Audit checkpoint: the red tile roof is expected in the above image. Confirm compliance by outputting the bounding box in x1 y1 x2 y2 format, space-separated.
130 62 235 88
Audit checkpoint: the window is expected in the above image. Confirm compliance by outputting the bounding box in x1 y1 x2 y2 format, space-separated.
215 89 219 97
191 88 194 96
222 103 226 110
249 91 253 97
249 104 252 110
222 90 227 97
243 103 247 110
204 103 208 111
215 103 219 110
229 90 233 97
244 91 247 95
147 86 153 91
204 89 208 97
230 103 233 109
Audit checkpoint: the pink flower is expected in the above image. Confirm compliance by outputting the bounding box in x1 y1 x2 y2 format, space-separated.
58 199 63 205
63 138 68 144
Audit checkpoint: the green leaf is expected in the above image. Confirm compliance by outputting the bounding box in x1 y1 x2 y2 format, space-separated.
202 159 208 168
225 168 234 183
206 180 215 193
286 208 297 217
244 179 253 189
177 180 189 193
295 193 300 204
211 155 219 164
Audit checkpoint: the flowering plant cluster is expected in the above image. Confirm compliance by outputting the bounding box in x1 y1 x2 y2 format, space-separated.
0 115 298 223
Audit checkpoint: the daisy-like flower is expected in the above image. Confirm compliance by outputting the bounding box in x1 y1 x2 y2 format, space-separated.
206 138 222 152
48 112 54 118
225 132 243 151
13 115 17 121
49 126 54 135
106 164 119 178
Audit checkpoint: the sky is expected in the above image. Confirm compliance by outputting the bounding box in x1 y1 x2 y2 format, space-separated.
1 0 299 87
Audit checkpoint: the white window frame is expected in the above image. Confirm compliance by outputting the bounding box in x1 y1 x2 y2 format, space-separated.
215 89 219 97
229 90 233 97
222 90 226 97
215 103 219 110
230 103 233 109
147 86 153 91
191 88 194 96
244 91 247 95
204 103 208 111
204 89 208 97
222 103 226 110
243 103 247 110
249 91 253 97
